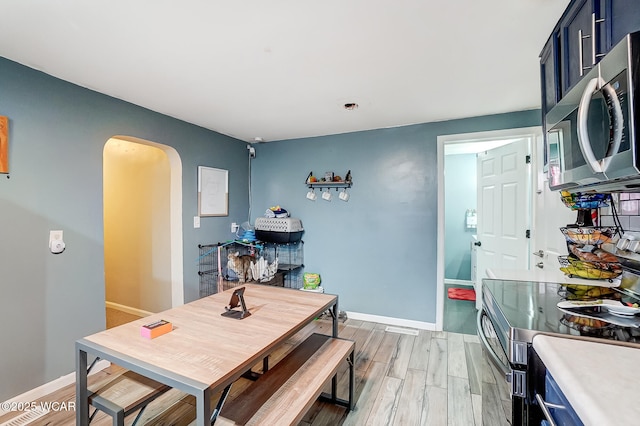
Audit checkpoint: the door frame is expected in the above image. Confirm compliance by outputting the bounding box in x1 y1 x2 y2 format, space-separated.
436 126 542 330
104 135 184 309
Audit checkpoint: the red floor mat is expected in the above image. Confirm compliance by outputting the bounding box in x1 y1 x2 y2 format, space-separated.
447 287 476 301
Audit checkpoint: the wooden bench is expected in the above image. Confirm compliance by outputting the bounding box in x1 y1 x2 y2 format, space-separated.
217 333 355 426
87 369 170 426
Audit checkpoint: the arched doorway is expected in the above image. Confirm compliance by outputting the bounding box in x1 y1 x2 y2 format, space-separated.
103 136 183 326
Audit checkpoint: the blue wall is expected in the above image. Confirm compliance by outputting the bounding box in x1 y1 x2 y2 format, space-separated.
444 154 477 281
251 111 541 324
0 57 248 400
0 53 542 400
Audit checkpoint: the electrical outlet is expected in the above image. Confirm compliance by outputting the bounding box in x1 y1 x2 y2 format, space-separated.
231 222 239 233
49 230 66 254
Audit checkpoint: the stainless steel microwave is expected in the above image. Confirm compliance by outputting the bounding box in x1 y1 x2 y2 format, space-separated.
547 31 640 192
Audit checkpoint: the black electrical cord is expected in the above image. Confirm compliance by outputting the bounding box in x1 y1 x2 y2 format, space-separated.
248 151 252 224
609 193 625 235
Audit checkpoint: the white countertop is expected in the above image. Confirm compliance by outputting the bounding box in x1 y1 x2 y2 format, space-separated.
533 335 640 426
486 268 620 287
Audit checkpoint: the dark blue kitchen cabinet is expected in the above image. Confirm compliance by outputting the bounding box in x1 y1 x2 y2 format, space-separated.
539 0 640 117
542 372 584 425
608 0 640 49
559 0 602 96
540 32 561 114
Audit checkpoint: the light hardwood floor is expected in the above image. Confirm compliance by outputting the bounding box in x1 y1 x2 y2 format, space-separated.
105 307 143 329
0 317 482 425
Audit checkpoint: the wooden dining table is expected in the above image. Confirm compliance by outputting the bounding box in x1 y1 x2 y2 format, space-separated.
75 284 339 426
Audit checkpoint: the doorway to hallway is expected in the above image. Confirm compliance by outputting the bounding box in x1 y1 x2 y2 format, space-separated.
437 127 541 330
103 136 184 324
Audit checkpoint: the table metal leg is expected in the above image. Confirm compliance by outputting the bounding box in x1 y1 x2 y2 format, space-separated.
331 376 338 402
348 350 355 410
319 352 355 410
332 301 338 338
76 347 89 426
195 388 211 426
331 300 339 400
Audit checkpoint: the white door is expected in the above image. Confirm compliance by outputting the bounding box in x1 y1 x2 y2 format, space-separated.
475 139 531 309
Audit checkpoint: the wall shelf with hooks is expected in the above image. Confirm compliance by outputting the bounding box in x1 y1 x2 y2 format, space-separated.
305 170 352 189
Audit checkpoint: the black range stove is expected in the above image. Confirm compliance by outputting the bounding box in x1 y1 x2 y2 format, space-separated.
478 276 640 426
482 278 640 365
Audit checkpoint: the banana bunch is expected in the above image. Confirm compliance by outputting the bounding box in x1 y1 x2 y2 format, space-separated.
560 266 620 280
565 259 595 270
564 284 617 298
559 255 622 282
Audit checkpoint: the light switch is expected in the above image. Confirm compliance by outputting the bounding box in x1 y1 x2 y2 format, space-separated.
194 216 200 228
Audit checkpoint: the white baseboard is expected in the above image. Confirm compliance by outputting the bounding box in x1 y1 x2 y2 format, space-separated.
0 359 110 415
106 301 153 318
345 311 436 331
444 279 474 287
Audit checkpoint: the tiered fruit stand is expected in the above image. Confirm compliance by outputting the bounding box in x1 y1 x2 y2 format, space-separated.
557 192 623 291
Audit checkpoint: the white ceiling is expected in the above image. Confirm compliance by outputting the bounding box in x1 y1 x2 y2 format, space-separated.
0 0 570 143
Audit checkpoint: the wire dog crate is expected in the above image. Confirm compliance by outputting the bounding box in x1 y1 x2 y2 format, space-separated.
198 240 304 297
262 241 304 289
197 244 219 297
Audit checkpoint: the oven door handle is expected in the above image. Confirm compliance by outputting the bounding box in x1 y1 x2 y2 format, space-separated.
535 393 563 426
476 309 511 381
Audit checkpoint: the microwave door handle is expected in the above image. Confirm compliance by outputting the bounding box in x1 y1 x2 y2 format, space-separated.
600 82 625 172
577 77 605 173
